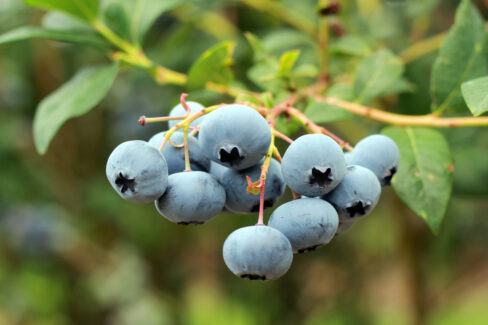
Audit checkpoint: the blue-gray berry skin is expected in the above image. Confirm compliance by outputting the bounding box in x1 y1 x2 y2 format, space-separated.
268 198 339 253
208 161 229 182
148 132 210 174
198 104 271 170
155 171 225 225
106 140 168 204
348 134 400 186
323 165 381 222
222 225 293 281
344 152 353 166
281 134 346 197
168 101 205 130
220 158 285 214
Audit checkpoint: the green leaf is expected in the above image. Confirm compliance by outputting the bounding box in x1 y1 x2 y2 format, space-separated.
33 64 119 154
382 127 453 234
42 11 93 32
304 84 353 123
430 0 486 113
262 29 315 54
187 42 235 90
129 0 183 43
278 50 300 76
24 0 100 22
245 32 273 63
461 76 488 116
101 1 130 40
293 64 318 78
100 0 183 43
274 116 302 137
329 35 371 57
0 26 109 50
353 49 404 104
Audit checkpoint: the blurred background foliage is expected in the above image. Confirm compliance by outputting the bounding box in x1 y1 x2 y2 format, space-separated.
1 0 488 324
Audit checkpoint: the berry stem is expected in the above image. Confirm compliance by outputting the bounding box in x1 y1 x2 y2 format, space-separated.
189 126 200 137
183 125 191 171
138 115 187 125
317 96 488 128
273 129 294 144
257 181 266 225
285 106 354 151
272 146 282 162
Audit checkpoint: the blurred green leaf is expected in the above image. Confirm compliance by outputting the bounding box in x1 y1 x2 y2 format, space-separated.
187 42 235 89
33 64 119 154
245 32 272 63
42 11 93 31
100 0 183 43
278 50 299 76
262 29 315 54
382 127 453 234
329 35 371 57
353 49 404 104
293 64 318 78
407 0 441 18
24 0 100 22
0 26 110 50
101 1 130 40
304 84 353 123
461 76 488 116
129 0 183 43
430 0 486 113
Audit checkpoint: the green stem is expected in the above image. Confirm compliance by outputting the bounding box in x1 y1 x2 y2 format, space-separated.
318 96 488 128
183 125 191 171
92 21 135 54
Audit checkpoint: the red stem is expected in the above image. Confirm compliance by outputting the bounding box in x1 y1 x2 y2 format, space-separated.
273 129 294 144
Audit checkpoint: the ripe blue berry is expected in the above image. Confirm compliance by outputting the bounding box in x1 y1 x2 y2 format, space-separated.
268 198 339 253
347 134 400 186
281 134 346 197
198 104 271 170
106 140 168 204
168 101 205 130
322 165 381 222
208 161 229 182
220 158 285 214
223 225 293 280
148 131 210 174
155 171 225 225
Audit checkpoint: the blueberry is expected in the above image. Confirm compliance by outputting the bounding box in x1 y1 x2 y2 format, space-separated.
198 104 271 170
344 151 353 166
220 158 285 214
322 165 381 222
281 134 346 197
222 225 293 280
168 101 205 130
208 161 230 182
268 198 339 253
155 171 225 225
348 134 400 186
148 131 210 174
336 220 355 236
106 140 168 204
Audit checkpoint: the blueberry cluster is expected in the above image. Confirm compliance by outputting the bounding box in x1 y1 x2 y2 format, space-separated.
106 102 400 281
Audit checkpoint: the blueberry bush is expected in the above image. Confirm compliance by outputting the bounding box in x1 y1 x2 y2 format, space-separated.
1 0 488 324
